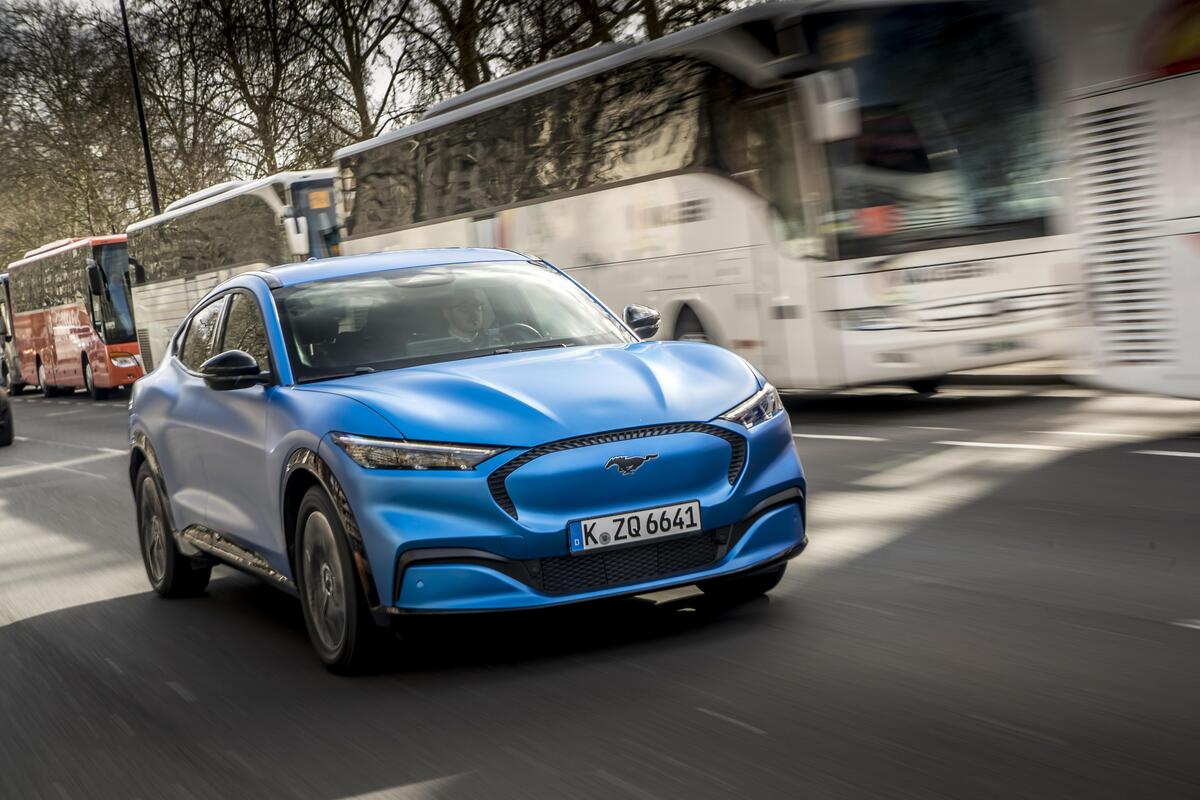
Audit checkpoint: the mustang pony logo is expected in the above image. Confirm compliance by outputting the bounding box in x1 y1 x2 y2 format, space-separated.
605 454 658 476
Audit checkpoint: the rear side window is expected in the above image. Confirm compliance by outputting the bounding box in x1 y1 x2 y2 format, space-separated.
179 298 226 372
221 292 271 370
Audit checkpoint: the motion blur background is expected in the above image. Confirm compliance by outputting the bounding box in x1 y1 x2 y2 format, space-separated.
1 0 1200 798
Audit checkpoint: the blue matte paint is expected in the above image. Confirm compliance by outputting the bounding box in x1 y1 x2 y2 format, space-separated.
130 250 807 615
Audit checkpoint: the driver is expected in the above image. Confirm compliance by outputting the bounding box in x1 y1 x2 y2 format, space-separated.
442 286 493 346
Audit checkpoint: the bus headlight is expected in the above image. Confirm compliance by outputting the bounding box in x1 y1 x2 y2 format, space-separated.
331 432 505 470
111 353 139 368
840 307 912 331
720 383 784 429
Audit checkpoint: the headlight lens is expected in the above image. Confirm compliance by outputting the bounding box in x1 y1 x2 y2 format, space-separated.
331 432 505 471
111 354 138 368
720 383 784 429
840 306 912 331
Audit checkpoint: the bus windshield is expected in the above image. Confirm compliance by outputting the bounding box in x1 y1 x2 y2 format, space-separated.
808 2 1055 258
94 243 136 344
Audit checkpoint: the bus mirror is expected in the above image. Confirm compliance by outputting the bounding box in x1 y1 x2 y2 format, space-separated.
85 260 105 296
796 69 861 142
284 212 310 258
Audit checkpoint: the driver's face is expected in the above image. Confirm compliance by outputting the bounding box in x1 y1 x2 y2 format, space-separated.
446 298 484 334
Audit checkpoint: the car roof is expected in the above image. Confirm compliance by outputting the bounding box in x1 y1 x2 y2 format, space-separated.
261 248 534 288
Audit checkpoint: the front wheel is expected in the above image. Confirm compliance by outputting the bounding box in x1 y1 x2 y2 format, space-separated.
84 361 109 401
136 463 211 597
908 377 943 395
698 564 787 604
296 487 387 672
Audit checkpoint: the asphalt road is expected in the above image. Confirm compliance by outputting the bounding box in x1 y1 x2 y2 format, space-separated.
1 383 1198 799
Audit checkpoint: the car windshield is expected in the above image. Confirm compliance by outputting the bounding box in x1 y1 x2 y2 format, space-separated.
275 260 636 383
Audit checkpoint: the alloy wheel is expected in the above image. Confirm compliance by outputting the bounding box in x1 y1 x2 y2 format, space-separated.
140 476 167 584
302 511 348 653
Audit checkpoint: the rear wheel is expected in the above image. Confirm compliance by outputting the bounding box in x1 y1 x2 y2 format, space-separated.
0 402 13 447
84 360 109 400
136 463 211 597
908 377 943 395
699 564 787 603
296 487 386 672
38 363 56 397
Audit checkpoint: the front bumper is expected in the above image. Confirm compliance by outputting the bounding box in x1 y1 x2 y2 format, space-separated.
321 409 807 613
392 494 806 612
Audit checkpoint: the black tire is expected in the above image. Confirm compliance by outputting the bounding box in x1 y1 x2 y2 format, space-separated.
0 404 13 447
84 359 109 401
673 306 710 343
699 564 787 603
295 486 386 673
8 381 24 396
135 463 211 597
908 377 943 395
0 363 8 389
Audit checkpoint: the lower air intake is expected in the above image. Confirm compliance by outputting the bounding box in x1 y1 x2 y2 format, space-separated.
539 532 719 594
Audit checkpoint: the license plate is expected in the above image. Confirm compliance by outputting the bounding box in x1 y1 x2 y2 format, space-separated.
569 501 702 554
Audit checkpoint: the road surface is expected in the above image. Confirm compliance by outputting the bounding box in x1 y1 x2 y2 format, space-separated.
1 383 1198 799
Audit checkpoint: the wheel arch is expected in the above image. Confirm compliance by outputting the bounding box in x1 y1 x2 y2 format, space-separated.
282 447 384 617
667 298 723 344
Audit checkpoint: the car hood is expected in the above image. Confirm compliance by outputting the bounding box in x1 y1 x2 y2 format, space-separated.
301 342 760 446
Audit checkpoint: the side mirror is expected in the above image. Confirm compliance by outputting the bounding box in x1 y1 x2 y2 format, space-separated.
623 304 660 340
199 350 270 391
796 69 861 142
282 206 310 259
85 260 105 296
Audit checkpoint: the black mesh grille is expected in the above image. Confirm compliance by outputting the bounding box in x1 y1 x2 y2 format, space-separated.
488 423 746 519
539 532 720 594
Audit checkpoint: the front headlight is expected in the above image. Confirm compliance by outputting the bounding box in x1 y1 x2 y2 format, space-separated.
111 353 139 368
720 383 784 429
331 432 505 471
839 306 912 331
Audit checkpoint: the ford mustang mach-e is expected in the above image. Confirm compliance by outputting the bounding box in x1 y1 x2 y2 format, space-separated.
128 249 807 670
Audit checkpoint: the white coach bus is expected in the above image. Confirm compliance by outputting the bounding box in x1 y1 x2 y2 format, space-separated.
333 1 1081 392
1055 0 1200 398
127 169 339 370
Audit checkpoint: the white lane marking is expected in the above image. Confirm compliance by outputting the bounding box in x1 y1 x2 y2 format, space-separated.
695 707 766 735
1169 619 1200 630
793 434 886 442
1136 450 1200 459
10 436 123 454
968 714 1065 746
45 409 86 418
594 770 662 800
935 440 1066 452
0 451 124 480
833 600 896 617
907 426 965 432
1031 430 1138 439
8 458 108 480
166 681 196 703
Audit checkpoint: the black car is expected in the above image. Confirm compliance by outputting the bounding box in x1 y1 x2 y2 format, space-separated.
0 389 12 447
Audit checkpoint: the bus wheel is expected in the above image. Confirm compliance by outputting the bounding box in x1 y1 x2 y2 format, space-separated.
908 377 943 395
38 363 59 398
84 360 109 401
674 307 710 343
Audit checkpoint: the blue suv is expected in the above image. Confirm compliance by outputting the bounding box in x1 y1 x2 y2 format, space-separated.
129 249 807 671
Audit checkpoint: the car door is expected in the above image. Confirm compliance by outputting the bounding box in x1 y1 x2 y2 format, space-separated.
159 295 228 532
191 289 282 564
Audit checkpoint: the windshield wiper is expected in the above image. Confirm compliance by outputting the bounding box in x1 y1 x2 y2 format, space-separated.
301 366 376 383
493 342 573 355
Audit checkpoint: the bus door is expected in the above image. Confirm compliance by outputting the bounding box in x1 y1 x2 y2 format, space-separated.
292 182 341 258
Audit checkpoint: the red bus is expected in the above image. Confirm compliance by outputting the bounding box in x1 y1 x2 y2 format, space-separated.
6 235 144 399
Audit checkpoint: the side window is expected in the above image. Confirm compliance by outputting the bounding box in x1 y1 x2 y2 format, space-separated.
221 292 271 370
179 298 226 372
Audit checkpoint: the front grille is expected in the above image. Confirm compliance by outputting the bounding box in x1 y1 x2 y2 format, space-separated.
488 423 746 519
539 532 720 594
1070 99 1172 365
